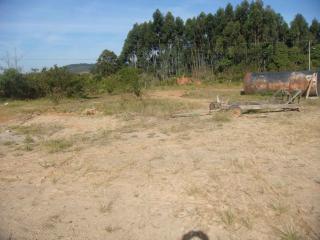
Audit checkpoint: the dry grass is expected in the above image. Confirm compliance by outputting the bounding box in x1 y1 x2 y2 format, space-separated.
0 84 319 240
3 140 16 146
268 201 289 216
102 97 201 117
275 225 302 240
211 112 232 122
99 201 113 214
9 123 63 136
220 209 236 227
44 138 73 153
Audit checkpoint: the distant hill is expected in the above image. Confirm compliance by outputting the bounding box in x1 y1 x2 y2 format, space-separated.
64 63 95 74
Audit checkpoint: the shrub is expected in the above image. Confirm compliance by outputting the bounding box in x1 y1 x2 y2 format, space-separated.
0 66 86 100
117 67 142 97
0 68 43 99
43 65 85 98
103 76 117 94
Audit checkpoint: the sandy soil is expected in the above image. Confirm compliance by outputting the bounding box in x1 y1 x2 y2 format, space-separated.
0 89 319 240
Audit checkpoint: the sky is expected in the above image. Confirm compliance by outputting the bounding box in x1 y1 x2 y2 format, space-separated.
0 0 319 71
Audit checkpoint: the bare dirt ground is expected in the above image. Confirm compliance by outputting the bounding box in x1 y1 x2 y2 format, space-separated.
0 86 319 240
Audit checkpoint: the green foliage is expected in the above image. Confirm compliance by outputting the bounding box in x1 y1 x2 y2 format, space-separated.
119 1 320 76
0 68 43 99
269 43 290 71
95 49 119 76
289 14 309 48
0 66 85 100
103 76 117 94
117 67 142 97
311 44 320 69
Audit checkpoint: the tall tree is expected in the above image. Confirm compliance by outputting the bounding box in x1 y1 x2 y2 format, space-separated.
290 14 309 48
96 50 119 76
310 19 320 43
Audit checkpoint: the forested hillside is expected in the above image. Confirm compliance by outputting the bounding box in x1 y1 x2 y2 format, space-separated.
120 0 320 78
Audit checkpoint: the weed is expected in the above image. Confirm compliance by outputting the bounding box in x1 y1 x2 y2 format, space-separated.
269 201 289 216
186 185 203 197
276 225 302 240
99 201 113 214
44 139 73 153
105 225 121 233
241 217 253 229
212 112 231 122
24 135 34 144
220 209 235 226
24 144 33 151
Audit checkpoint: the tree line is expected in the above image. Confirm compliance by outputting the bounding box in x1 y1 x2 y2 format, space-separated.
1 0 320 100
119 0 320 78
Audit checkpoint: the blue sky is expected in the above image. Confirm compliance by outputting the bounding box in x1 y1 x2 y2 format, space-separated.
0 0 319 71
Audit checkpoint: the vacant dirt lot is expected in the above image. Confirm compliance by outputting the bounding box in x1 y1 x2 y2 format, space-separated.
0 86 319 240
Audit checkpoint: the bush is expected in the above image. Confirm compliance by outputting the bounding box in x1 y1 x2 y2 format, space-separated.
0 68 43 99
104 76 116 94
117 67 142 97
0 66 86 100
43 65 85 98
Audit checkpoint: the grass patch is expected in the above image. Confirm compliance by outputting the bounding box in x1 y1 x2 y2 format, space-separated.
23 144 34 151
268 201 289 216
3 140 16 146
276 225 302 240
240 216 253 229
24 135 35 144
212 112 231 122
102 96 201 117
99 200 113 214
9 123 63 136
181 85 268 102
220 209 235 226
302 98 320 106
44 139 73 153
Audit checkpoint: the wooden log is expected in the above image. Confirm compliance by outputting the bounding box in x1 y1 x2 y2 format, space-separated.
235 104 299 114
172 103 299 118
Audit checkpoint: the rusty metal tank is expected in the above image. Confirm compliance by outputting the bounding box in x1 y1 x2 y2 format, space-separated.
243 71 319 96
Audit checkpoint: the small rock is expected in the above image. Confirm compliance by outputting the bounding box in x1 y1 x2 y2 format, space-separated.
4 102 8 106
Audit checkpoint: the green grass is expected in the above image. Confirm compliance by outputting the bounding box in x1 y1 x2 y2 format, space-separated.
44 139 73 153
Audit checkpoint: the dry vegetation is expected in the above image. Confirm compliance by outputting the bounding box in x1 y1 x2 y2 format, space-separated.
0 85 319 240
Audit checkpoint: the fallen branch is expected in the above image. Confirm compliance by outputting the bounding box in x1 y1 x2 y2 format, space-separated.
172 102 300 118
233 104 300 114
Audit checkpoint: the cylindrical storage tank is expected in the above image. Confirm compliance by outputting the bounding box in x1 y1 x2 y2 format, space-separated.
243 71 319 96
